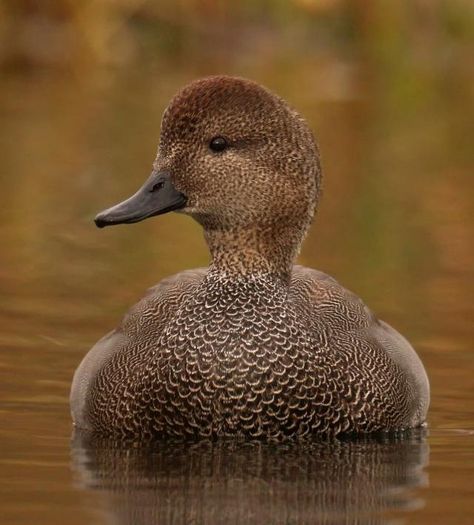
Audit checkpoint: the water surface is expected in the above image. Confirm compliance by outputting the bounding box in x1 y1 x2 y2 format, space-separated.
0 37 473 524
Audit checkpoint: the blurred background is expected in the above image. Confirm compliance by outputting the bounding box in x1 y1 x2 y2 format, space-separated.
0 1 473 524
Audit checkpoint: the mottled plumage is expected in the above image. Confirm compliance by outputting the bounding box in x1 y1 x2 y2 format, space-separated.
71 76 429 439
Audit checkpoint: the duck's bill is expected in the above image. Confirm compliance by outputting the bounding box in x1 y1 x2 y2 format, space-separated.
94 171 187 228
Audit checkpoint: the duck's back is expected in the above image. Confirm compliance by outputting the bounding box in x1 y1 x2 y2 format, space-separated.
290 266 429 431
71 265 429 438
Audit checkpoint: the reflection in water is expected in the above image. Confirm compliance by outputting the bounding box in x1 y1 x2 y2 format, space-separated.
72 430 428 525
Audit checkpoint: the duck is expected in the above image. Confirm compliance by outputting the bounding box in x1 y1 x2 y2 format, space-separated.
70 75 429 439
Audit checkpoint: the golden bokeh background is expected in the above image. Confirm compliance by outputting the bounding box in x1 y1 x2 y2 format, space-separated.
0 1 473 524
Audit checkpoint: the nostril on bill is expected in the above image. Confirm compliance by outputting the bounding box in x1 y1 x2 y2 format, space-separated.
150 180 165 193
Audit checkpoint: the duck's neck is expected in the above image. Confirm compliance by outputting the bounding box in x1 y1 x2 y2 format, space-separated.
204 225 304 286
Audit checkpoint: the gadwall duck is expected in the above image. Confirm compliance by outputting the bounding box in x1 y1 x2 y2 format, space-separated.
71 76 429 439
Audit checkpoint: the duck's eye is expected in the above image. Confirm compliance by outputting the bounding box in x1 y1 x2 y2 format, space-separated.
209 136 228 152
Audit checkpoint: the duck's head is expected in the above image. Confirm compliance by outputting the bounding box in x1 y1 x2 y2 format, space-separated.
95 76 321 276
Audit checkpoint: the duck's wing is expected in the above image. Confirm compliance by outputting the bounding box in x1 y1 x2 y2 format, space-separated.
290 265 429 428
70 268 207 430
370 318 430 425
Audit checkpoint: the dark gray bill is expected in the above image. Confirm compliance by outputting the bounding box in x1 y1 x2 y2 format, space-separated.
94 171 186 228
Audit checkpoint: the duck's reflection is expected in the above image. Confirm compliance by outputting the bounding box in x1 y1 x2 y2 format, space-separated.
71 430 428 525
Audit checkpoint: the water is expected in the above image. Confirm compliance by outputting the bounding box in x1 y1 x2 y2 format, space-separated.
0 54 473 523
70 432 429 525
